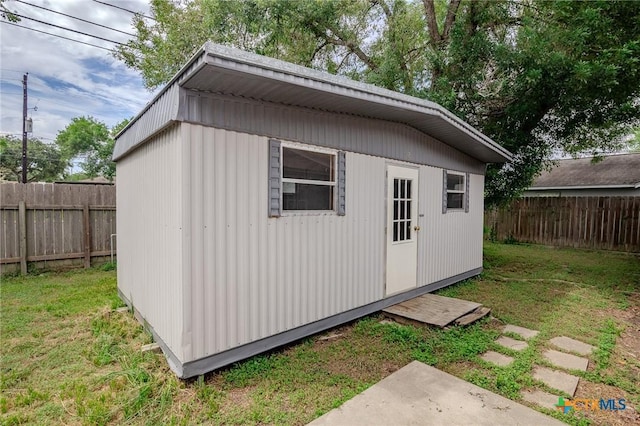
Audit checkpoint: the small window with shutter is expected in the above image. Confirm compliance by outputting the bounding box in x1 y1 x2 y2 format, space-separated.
442 170 470 213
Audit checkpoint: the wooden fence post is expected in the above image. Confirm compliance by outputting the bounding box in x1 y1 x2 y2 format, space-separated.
83 204 91 269
19 200 27 275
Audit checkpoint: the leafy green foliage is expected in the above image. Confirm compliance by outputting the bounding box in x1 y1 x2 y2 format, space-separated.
0 135 66 182
0 0 19 22
54 116 130 181
117 0 640 205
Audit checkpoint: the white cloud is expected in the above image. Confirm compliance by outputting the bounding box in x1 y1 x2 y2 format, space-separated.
0 0 155 141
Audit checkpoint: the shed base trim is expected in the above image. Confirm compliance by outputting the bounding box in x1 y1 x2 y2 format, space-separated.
119 267 482 379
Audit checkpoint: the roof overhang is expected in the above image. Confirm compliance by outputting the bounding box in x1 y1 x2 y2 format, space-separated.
116 43 512 163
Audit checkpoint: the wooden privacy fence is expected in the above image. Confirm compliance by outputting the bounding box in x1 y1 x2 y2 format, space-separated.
0 182 116 274
485 196 640 253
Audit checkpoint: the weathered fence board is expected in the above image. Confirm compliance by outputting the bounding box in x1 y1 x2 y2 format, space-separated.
486 196 640 253
0 183 116 274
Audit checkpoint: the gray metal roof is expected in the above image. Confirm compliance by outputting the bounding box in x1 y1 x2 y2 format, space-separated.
114 42 512 163
530 153 640 190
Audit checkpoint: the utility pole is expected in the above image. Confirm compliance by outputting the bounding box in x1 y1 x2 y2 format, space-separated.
21 73 28 183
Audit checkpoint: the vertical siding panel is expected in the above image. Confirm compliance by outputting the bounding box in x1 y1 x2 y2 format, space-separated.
300 217 309 324
214 128 228 352
267 216 277 335
190 124 204 359
258 138 269 338
248 133 261 342
227 132 239 347
203 126 216 355
117 124 184 362
277 214 286 331
235 132 250 344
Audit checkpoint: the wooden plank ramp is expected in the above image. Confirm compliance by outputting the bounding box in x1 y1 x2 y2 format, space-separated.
383 293 490 328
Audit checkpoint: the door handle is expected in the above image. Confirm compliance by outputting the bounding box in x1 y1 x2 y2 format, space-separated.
414 226 421 231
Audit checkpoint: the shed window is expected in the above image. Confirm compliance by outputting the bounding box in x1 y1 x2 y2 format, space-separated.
268 139 345 216
446 173 465 209
282 147 335 210
442 170 469 213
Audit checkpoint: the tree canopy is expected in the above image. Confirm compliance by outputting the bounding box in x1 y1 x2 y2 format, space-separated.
0 135 66 182
54 116 129 182
116 0 640 205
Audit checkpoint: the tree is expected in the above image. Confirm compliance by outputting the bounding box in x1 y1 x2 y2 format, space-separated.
0 0 19 22
628 128 640 152
0 135 66 182
55 117 129 181
116 0 640 205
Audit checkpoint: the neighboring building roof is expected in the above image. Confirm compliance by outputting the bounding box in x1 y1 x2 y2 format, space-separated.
114 43 512 164
530 153 640 190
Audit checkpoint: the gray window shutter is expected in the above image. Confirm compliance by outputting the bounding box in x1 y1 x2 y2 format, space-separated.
337 151 346 215
464 172 470 213
442 169 448 214
268 139 281 217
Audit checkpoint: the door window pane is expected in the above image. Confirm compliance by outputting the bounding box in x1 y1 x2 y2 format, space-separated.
392 178 413 242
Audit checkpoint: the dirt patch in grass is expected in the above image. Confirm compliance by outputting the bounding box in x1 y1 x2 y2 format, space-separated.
311 325 407 381
610 296 640 360
222 385 255 411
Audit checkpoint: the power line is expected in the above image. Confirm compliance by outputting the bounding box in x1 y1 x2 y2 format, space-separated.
14 0 136 37
1 21 114 51
91 0 156 21
10 12 126 45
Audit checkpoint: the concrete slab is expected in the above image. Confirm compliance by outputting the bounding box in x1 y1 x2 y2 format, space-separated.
543 349 589 371
521 389 561 410
495 336 528 352
503 324 539 340
549 336 595 356
533 366 580 396
309 361 564 426
480 351 514 367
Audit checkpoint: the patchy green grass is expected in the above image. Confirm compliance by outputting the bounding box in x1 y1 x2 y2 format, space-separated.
1 243 639 425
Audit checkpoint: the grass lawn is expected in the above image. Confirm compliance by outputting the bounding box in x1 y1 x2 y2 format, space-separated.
1 242 638 425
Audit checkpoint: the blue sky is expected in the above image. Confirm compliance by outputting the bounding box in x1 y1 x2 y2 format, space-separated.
0 0 155 142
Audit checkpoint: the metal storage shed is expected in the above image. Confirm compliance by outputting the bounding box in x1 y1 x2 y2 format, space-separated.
113 42 512 378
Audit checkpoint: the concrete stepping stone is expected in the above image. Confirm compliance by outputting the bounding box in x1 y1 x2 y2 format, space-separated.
495 336 528 352
480 351 514 367
549 336 594 356
521 389 561 410
533 366 580 396
503 324 539 340
543 349 589 371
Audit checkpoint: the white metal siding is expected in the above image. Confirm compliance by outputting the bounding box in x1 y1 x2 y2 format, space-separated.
183 123 386 362
116 124 185 361
183 91 485 174
112 84 181 160
417 168 484 285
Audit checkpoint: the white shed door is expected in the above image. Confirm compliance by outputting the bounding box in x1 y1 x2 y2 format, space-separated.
386 165 419 296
